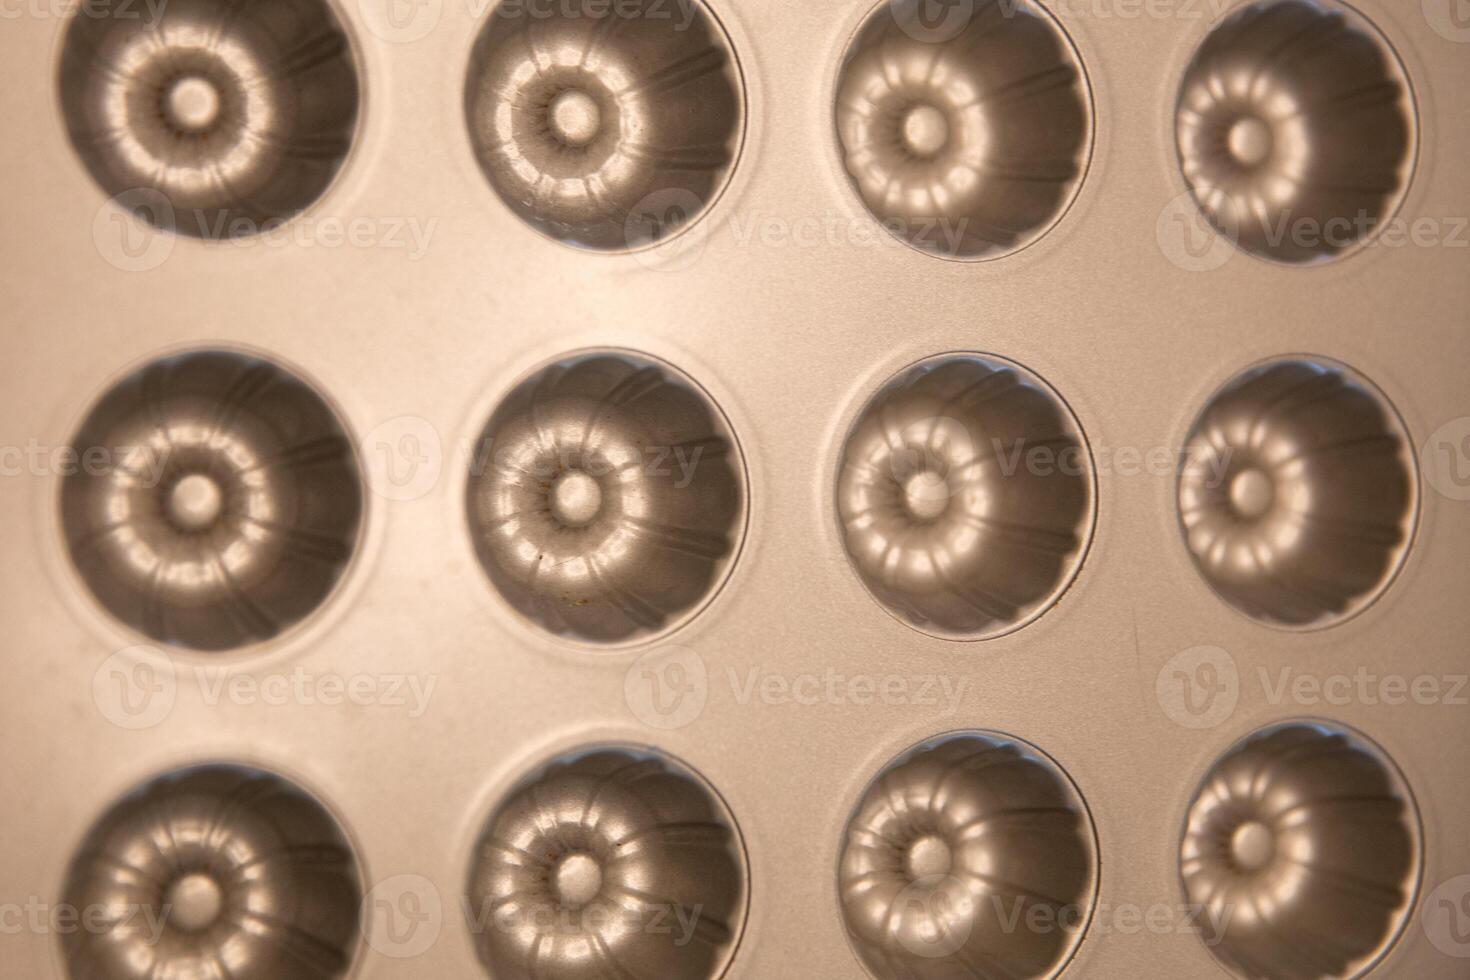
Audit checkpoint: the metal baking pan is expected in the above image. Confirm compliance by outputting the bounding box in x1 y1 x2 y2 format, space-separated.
1 0 1466 976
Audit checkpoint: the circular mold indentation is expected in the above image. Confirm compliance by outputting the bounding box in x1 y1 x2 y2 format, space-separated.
1178 357 1415 629
60 349 364 652
57 0 361 238
465 746 748 979
1181 722 1422 979
59 764 363 980
1175 0 1415 264
834 0 1092 260
836 354 1093 640
839 732 1097 979
465 351 745 644
464 0 744 250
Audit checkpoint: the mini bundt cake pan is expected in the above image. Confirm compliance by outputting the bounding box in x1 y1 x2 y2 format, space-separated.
59 764 363 980
465 746 748 980
465 351 746 644
1175 0 1416 264
464 0 744 250
60 349 364 651
839 732 1097 980
57 0 361 238
1180 722 1421 979
837 354 1093 639
2 0 1467 976
834 0 1092 259
1178 356 1416 628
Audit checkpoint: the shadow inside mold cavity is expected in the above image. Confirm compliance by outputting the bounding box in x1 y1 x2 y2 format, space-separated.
60 350 364 652
464 352 746 644
60 764 363 980
1181 722 1420 980
838 732 1097 979
1178 357 1414 628
834 0 1092 259
58 0 361 239
1175 0 1414 264
465 746 749 980
463 0 743 250
836 355 1094 640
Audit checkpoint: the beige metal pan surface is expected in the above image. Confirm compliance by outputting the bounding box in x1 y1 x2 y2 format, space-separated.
1 0 1467 977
